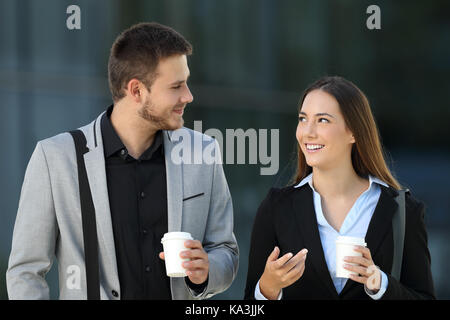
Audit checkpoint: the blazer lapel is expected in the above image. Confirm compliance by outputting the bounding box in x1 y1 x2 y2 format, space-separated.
80 112 120 288
365 186 398 255
163 129 185 300
163 130 183 232
339 185 398 296
291 186 339 298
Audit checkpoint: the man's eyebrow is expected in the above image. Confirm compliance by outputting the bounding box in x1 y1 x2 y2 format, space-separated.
170 74 190 86
299 111 334 118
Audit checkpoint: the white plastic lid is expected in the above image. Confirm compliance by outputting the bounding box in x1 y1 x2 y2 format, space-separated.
335 236 366 246
161 232 193 243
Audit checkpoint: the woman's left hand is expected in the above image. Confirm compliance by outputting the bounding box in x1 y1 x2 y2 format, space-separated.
344 245 381 292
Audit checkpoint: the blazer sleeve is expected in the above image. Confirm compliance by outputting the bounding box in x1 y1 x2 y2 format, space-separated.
244 188 279 300
6 142 59 300
196 139 239 299
382 196 436 299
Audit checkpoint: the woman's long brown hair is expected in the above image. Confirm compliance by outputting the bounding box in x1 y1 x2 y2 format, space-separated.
292 76 401 190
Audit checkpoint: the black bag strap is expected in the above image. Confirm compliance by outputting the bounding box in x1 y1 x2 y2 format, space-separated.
69 130 100 300
391 188 407 281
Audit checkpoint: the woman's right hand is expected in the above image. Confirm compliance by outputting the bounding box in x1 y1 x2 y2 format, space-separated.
259 246 308 300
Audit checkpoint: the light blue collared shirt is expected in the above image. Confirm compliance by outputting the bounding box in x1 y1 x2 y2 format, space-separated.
255 173 388 300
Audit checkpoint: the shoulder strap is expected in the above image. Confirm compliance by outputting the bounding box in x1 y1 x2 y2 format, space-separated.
69 130 100 300
391 188 407 281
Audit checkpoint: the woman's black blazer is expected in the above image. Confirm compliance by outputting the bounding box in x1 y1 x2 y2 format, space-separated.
244 184 435 300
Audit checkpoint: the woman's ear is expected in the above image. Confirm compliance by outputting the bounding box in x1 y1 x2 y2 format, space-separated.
350 134 356 144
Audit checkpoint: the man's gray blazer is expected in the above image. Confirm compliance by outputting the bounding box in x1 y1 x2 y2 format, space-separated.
6 111 239 300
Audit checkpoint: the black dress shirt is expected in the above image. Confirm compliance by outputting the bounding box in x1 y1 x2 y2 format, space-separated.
101 105 171 299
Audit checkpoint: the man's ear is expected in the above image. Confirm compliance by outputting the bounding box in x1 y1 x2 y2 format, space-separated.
127 79 142 102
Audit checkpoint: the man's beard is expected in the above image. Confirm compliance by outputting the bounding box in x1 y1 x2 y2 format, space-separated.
138 97 184 130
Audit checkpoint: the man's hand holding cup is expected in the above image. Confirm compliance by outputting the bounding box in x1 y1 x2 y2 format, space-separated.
159 232 209 285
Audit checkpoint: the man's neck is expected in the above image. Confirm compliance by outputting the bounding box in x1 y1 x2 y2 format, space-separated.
110 101 159 159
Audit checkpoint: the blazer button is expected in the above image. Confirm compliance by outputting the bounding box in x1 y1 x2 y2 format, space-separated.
112 290 119 298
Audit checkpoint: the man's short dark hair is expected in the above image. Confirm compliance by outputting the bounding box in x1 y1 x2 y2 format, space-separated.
108 22 193 102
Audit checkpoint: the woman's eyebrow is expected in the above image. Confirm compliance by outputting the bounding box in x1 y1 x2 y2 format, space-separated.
299 111 335 118
316 112 334 118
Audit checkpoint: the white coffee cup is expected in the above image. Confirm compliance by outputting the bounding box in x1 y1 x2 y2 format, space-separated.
161 232 193 277
335 236 367 278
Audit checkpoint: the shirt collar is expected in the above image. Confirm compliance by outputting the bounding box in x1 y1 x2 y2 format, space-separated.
101 104 164 160
294 172 314 189
294 172 389 191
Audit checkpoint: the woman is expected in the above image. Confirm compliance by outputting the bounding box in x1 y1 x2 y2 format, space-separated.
244 76 435 300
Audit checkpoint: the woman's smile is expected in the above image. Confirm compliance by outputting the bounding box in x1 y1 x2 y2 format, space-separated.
305 143 325 153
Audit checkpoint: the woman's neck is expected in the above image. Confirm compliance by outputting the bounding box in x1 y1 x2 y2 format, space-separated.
311 165 369 199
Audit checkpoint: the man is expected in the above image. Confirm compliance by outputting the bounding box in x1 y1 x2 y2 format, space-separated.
7 22 238 300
